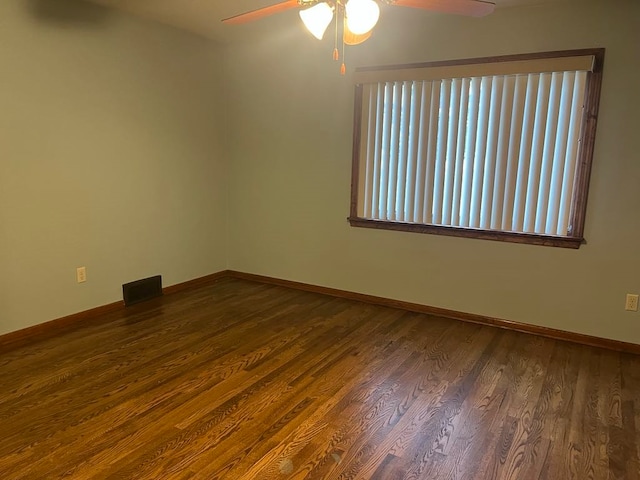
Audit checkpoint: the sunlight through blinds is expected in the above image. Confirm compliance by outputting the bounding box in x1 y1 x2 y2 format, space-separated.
357 63 591 236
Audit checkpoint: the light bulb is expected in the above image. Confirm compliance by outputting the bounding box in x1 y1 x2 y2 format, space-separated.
299 2 334 40
345 0 380 36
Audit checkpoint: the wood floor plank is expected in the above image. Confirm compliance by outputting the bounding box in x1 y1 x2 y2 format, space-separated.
1 278 639 479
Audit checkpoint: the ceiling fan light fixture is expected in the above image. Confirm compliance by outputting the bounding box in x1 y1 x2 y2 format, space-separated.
345 0 380 35
299 2 334 40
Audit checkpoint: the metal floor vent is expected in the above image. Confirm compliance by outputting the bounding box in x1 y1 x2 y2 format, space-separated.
123 275 163 306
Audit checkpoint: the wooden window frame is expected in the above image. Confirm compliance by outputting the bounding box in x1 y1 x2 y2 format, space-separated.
348 49 605 249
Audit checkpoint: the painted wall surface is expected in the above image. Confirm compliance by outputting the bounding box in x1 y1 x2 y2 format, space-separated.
0 0 227 335
226 0 640 343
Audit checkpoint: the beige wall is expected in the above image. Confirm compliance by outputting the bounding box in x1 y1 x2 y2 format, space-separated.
0 0 227 335
225 0 640 343
2 0 638 345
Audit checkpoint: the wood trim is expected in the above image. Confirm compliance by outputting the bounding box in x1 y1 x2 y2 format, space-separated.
162 271 230 295
349 48 605 249
0 300 125 351
227 270 640 355
348 217 583 249
569 48 605 239
353 55 596 85
0 270 231 351
354 48 605 77
3 267 637 356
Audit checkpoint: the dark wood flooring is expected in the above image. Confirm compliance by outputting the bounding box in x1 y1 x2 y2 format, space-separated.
1 278 639 479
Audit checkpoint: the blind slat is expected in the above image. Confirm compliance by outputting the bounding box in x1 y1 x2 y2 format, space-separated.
360 84 374 218
513 73 539 231
523 73 551 232
432 79 451 224
422 81 440 224
404 81 422 222
501 75 527 231
386 83 403 220
442 78 462 225
395 81 412 221
371 83 384 219
470 76 492 228
535 72 563 234
546 72 575 234
460 77 481 227
451 78 470 226
480 76 503 229
413 81 433 223
491 75 515 230
558 71 587 235
377 83 393 219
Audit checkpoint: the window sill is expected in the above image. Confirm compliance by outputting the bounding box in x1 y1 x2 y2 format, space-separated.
348 217 584 249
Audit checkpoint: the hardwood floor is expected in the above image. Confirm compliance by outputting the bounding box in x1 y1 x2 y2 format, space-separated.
1 278 639 479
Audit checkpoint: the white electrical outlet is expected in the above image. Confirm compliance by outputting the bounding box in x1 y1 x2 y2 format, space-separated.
625 294 639 312
76 267 87 283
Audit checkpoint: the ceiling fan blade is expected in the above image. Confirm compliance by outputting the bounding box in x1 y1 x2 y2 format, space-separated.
222 0 301 25
391 0 495 17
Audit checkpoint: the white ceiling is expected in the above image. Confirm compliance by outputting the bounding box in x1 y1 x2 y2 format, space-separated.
84 0 568 44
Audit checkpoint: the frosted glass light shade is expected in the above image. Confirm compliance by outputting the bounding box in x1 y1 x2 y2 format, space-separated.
299 2 334 40
345 0 380 35
343 23 372 45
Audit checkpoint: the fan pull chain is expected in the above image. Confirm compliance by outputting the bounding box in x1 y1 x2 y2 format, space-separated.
340 7 346 75
333 9 339 61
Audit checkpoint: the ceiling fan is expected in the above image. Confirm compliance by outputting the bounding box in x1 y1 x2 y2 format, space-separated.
223 0 496 74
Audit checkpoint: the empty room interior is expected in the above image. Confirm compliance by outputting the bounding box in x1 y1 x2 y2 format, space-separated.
1 0 639 478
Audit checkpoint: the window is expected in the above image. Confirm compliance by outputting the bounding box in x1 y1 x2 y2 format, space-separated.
349 49 604 248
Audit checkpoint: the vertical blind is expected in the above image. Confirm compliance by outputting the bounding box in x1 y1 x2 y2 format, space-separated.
356 68 590 237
